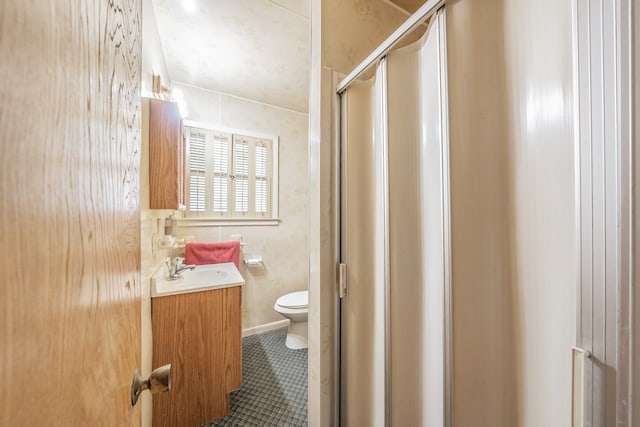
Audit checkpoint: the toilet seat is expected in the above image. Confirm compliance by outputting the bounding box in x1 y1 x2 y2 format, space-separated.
276 291 308 309
274 290 309 349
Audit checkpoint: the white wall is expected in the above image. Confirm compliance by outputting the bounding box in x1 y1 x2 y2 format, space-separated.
170 82 309 330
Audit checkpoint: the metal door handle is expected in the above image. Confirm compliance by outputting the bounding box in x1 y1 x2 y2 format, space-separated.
571 347 591 427
131 364 173 406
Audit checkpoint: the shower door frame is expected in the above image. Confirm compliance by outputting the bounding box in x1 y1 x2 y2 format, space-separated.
572 0 636 425
335 2 452 425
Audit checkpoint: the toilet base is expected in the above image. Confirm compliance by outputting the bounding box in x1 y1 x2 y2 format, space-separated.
285 320 308 349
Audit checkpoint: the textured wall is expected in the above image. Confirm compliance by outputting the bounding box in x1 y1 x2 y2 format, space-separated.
322 0 416 73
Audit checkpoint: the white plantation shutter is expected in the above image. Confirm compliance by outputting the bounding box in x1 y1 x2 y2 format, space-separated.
185 125 276 219
187 129 206 212
211 132 230 213
255 179 268 212
190 175 206 212
254 140 271 215
233 137 250 214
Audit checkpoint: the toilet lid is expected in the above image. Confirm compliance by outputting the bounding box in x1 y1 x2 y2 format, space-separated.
276 291 308 309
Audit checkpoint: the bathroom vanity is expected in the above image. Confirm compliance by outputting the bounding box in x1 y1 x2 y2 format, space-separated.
151 263 244 427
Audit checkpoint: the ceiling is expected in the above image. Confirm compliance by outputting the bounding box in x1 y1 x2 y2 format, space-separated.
151 0 310 113
150 0 426 114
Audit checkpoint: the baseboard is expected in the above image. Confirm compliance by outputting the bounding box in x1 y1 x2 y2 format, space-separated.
242 319 290 337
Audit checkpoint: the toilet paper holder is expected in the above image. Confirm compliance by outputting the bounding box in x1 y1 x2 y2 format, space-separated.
243 256 263 267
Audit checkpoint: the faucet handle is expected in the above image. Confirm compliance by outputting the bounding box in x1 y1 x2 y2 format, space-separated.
172 257 185 267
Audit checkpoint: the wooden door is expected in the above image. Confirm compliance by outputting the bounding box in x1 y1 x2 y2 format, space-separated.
0 1 142 425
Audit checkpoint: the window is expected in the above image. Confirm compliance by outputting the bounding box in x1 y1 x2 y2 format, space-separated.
184 123 278 220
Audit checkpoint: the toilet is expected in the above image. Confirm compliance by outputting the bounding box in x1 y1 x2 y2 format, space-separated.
274 290 308 349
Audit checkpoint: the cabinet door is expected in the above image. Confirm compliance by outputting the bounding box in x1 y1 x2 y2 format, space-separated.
149 98 185 209
152 286 242 427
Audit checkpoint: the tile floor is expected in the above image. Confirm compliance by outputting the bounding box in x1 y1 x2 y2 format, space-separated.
204 327 308 427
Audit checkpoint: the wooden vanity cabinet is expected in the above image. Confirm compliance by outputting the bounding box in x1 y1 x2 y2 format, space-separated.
148 97 185 210
151 286 242 427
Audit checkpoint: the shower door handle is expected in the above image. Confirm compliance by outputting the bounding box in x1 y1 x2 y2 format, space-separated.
338 263 347 298
571 347 591 427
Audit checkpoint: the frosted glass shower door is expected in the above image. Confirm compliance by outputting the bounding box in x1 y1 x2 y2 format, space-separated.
340 9 450 427
340 62 389 427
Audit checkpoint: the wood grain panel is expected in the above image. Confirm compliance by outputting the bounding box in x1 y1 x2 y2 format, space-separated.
0 0 142 426
152 286 242 427
149 98 184 209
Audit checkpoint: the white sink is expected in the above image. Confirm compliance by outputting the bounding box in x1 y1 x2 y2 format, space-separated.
151 262 245 297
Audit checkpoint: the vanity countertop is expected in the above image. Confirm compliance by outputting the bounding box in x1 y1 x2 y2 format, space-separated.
151 262 245 297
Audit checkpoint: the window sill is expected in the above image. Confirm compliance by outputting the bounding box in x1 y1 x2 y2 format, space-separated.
176 217 281 227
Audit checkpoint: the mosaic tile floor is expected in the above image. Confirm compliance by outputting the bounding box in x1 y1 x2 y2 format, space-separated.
204 327 308 427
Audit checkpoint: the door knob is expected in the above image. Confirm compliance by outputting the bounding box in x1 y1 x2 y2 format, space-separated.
131 364 173 406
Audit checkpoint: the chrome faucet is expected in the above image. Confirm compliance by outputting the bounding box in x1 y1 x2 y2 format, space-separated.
165 257 195 280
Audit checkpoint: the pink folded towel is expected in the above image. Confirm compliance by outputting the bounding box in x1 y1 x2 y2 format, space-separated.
184 241 241 268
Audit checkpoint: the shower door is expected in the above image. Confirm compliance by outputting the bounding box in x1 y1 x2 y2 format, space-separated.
339 8 451 427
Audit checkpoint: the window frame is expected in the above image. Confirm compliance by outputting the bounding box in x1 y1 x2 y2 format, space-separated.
182 120 279 226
